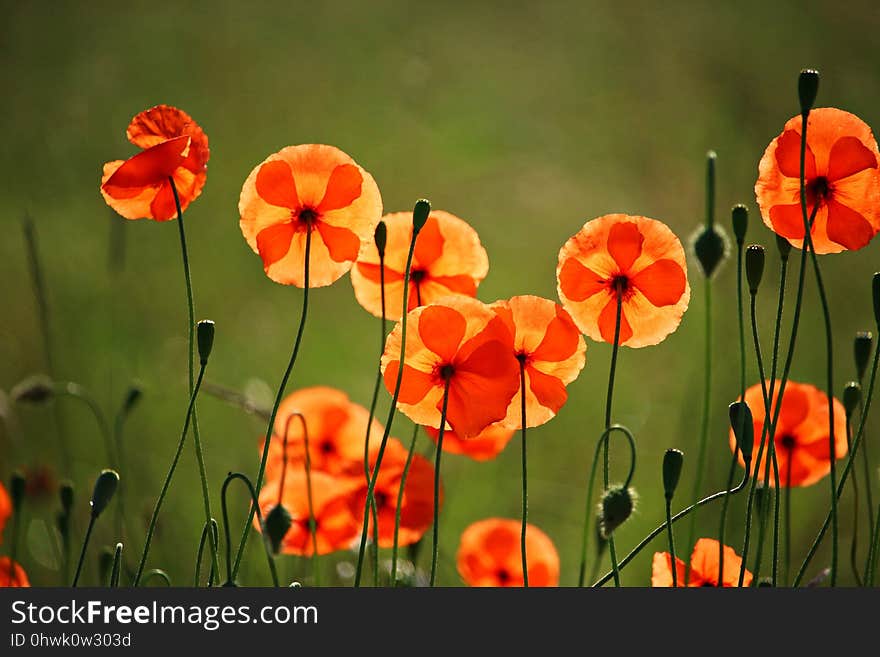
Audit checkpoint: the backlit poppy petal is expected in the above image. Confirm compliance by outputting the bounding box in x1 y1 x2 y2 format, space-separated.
457 518 559 587
255 159 300 209
424 423 515 461
384 361 436 406
597 297 633 344
651 552 687 587
531 309 582 362
413 215 445 267
558 258 607 302
768 203 808 240
0 558 29 588
100 160 159 221
256 222 295 269
631 259 687 307
526 366 567 412
149 180 178 221
775 129 817 179
689 538 751 587
607 221 643 271
315 220 362 263
448 339 519 438
0 483 10 544
825 198 874 250
317 164 363 212
418 305 467 361
827 136 878 181
103 136 190 189
126 104 210 175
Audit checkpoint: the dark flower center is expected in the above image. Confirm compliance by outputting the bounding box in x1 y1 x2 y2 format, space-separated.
438 363 455 381
298 207 318 225
497 569 511 584
779 434 796 451
375 491 389 508
319 441 335 455
610 274 631 298
515 351 530 366
807 176 832 205
410 268 427 284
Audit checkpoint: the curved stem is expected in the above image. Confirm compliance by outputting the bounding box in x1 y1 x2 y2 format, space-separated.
222 472 279 587
867 501 880 585
233 226 311 579
519 360 529 587
603 291 623 586
72 515 96 587
194 518 219 586
133 364 207 585
141 569 171 586
391 424 420 586
429 380 451 587
846 416 863 585
169 178 219 581
56 383 115 470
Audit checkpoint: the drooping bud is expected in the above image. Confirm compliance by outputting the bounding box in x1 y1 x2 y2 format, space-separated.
662 449 684 501
598 485 636 538
775 234 792 262
843 382 861 419
374 221 387 259
197 320 215 366
798 69 820 115
731 205 748 246
729 401 754 465
854 332 873 381
264 504 293 554
10 471 26 512
10 375 54 403
90 469 119 519
745 244 766 295
412 199 431 235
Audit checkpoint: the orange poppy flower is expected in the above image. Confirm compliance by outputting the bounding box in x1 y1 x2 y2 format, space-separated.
350 210 489 319
557 214 690 348
424 423 515 461
256 470 360 556
730 381 847 488
381 296 520 439
492 295 587 428
0 558 29 587
0 482 10 544
101 105 209 221
652 538 752 587
239 144 383 287
351 438 438 547
456 518 559 587
263 386 384 480
755 108 880 254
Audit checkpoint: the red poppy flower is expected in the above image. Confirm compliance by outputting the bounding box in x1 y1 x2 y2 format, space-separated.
730 381 848 487
263 386 384 480
756 108 880 254
351 438 439 547
101 105 209 221
0 482 10 545
492 295 587 428
424 423 515 462
350 210 489 319
457 518 559 587
0 558 29 588
652 538 752 587
381 296 520 439
557 214 690 348
239 144 383 287
256 470 360 556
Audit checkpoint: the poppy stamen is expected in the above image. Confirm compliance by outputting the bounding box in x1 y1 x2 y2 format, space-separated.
297 207 318 225
438 363 455 381
410 268 427 284
779 435 796 451
807 176 832 206
610 274 631 298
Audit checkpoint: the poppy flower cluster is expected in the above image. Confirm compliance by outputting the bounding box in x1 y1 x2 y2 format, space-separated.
652 539 753 587
457 518 560 587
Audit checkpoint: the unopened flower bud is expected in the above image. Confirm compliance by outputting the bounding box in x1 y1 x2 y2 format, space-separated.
732 205 748 246
123 384 143 415
264 504 293 554
798 69 820 115
854 332 873 381
729 401 754 464
10 471 26 511
693 226 728 279
11 375 54 403
598 485 636 538
197 320 215 366
90 469 119 519
745 244 766 295
662 449 684 501
843 382 861 419
374 221 387 259
412 199 431 235
775 234 792 262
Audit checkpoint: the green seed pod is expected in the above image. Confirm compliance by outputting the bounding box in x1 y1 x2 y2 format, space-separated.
264 504 293 555
598 485 636 538
692 226 728 279
662 449 684 501
11 374 54 403
745 244 766 295
775 234 792 262
374 221 387 259
412 199 431 235
10 471 26 511
197 320 215 366
90 469 120 519
731 205 748 246
798 69 820 115
729 401 754 465
854 332 873 381
843 382 861 419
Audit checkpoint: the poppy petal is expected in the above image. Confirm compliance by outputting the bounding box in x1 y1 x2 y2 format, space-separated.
606 221 643 272
558 258 607 302
597 298 633 344
425 274 478 297
103 135 190 189
413 216 444 268
526 366 568 413
418 305 467 361
315 221 362 263
149 181 178 221
651 552 687 587
531 311 580 362
827 136 878 181
383 361 436 405
355 262 405 283
768 203 808 239
775 129 816 179
825 198 874 250
256 223 296 268
317 164 362 212
631 259 687 307
256 160 300 209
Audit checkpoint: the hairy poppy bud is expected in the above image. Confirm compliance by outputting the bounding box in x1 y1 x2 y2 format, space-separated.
374 221 387 259
693 226 728 279
854 332 873 381
745 244 765 295
729 401 754 464
412 199 431 235
59 480 74 514
732 205 748 246
197 320 215 365
123 384 143 415
10 471 26 511
90 469 119 519
843 382 861 419
775 234 792 262
264 504 292 554
11 374 54 403
798 69 820 115
662 449 684 501
873 273 880 327
598 485 636 538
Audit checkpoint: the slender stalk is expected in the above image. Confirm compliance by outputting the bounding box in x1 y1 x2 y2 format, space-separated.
55 383 115 470
133 364 207 585
519 360 529 587
194 519 219 586
169 178 219 580
391 424 420 586
221 472 279 587
429 380 451 587
845 415 863 585
233 226 312 579
72 515 96 587
665 497 677 587
297 414 320 586
603 292 623 586
751 486 772 584
867 502 880 585
784 455 792 584
109 544 122 587
8 506 21 587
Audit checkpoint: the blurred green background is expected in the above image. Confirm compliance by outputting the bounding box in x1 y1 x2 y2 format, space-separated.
2 0 879 586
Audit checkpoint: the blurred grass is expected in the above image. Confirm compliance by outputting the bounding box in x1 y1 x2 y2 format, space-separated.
1 0 879 586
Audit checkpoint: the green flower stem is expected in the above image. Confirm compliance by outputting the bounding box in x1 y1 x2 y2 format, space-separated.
845 415 863 585
72 515 95 587
55 383 115 471
141 569 171 586
354 225 420 586
429 380 451 587
221 472 278 587
665 496 677 587
601 291 624 586
783 456 793 584
169 178 219 580
390 424 420 585
134 362 207 585
519 360 529 587
867 501 880 585
194 518 219 586
109 544 122 587
233 226 312 579
8 502 21 587
294 413 320 586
